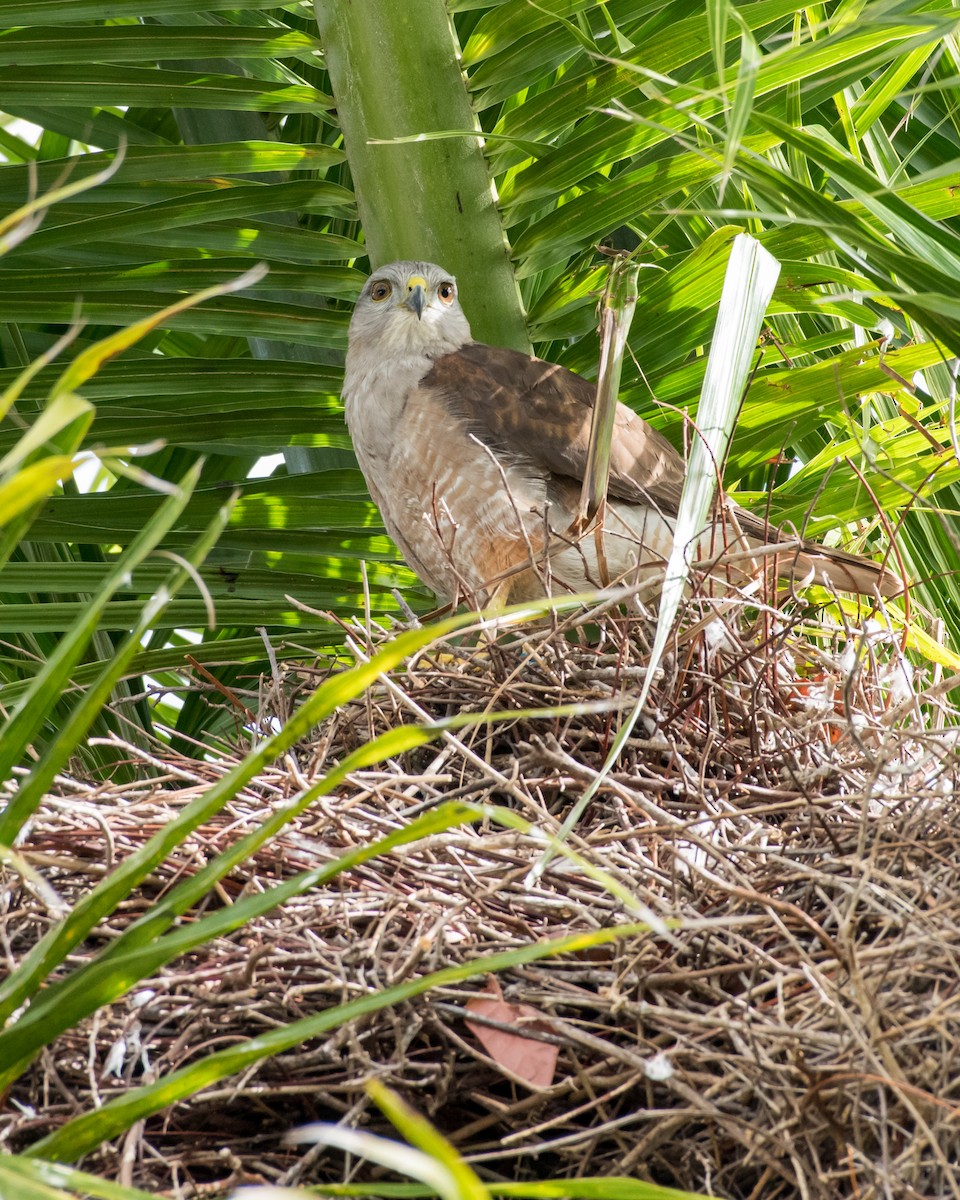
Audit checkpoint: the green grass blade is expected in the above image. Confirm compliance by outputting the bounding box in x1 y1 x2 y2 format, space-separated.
304 1179 713 1199
0 459 203 803
0 1156 156 1200
0 485 235 845
367 1080 490 1200
284 1124 465 1200
0 800 480 1087
718 7 761 201
27 921 652 1163
0 603 545 1029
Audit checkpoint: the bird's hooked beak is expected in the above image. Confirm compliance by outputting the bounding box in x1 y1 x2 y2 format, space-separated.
404 274 428 320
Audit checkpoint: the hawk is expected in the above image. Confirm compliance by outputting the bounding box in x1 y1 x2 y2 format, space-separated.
343 260 897 606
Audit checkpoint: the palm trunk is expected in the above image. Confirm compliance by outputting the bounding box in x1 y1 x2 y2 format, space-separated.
314 0 529 352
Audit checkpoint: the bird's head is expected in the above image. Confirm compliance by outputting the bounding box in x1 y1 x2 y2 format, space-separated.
347 260 472 360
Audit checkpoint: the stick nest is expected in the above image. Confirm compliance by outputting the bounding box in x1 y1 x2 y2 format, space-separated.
3 591 960 1199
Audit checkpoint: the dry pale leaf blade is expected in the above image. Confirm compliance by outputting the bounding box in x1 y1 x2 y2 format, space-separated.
578 256 640 526
283 1124 459 1199
533 234 781 878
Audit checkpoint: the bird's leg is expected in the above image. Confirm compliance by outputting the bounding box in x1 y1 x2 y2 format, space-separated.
539 502 555 597
390 588 422 628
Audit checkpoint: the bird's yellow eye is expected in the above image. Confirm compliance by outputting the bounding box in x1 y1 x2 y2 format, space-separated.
438 281 455 304
370 280 392 302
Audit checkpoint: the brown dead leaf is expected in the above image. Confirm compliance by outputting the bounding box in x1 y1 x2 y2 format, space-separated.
464 976 559 1089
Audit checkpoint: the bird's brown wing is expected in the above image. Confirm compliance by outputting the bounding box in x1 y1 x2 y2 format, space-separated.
420 344 901 598
422 342 686 513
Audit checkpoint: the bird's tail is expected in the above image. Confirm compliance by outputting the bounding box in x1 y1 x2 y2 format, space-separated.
705 534 902 598
701 505 903 600
787 542 901 599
